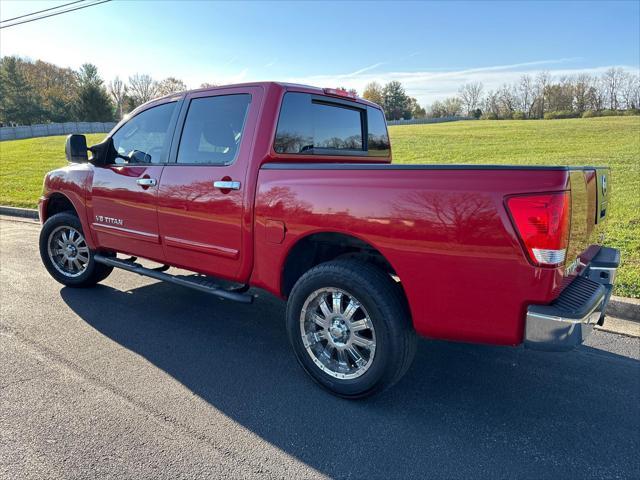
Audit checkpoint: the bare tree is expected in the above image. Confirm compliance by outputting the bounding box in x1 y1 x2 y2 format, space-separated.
422 68 637 119
199 82 218 88
428 97 462 118
533 71 550 118
458 82 484 115
517 74 535 117
156 77 187 96
497 84 517 118
632 74 640 109
573 74 592 113
588 78 605 111
442 97 462 116
108 76 127 119
602 67 624 110
427 100 445 118
128 73 158 106
482 90 500 118
619 72 639 109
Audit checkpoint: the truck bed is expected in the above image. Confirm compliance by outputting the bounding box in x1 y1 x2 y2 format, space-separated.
252 163 609 345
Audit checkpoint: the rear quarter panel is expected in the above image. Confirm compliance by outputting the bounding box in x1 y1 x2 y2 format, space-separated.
252 167 570 345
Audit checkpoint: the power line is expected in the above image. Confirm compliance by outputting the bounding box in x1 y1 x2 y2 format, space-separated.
0 0 111 28
0 0 86 24
0 0 112 29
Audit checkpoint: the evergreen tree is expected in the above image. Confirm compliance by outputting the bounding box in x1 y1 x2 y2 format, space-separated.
73 63 114 121
382 81 411 120
0 56 44 125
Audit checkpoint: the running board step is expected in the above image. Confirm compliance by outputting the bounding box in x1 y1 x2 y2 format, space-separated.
94 254 253 303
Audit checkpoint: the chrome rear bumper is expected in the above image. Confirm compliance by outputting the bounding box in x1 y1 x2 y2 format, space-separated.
525 247 619 351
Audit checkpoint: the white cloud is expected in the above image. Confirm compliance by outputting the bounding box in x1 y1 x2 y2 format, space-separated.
284 60 640 106
264 58 278 68
339 62 386 78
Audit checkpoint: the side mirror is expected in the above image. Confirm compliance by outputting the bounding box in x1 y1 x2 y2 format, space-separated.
65 134 89 163
87 137 117 166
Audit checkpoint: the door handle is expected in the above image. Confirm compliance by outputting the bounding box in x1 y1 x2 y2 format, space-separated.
136 178 157 187
213 180 241 190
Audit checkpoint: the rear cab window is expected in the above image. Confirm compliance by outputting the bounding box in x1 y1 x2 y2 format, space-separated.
274 92 389 157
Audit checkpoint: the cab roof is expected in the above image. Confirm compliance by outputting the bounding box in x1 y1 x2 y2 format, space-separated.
152 81 381 109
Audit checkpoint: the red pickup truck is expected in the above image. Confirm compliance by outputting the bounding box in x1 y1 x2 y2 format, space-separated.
39 82 619 398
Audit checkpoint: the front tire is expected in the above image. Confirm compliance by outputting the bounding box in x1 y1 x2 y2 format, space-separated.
286 259 416 399
39 212 113 287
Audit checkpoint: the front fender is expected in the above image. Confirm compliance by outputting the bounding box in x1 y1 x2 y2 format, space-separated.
41 164 96 249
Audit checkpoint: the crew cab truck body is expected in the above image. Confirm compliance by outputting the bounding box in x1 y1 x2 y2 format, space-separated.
39 82 619 397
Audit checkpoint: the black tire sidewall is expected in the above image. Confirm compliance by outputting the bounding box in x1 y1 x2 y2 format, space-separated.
287 262 406 398
39 212 101 287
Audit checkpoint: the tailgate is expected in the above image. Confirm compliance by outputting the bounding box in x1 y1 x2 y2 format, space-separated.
566 167 611 272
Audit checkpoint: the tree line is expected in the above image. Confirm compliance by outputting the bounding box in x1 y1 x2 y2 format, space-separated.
0 56 196 126
472 68 640 119
0 56 427 125
420 69 640 120
2 55 638 125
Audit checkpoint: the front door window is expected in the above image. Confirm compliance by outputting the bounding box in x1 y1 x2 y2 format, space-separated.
111 102 177 164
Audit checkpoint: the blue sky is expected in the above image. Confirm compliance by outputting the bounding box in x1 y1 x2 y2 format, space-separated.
1 0 639 105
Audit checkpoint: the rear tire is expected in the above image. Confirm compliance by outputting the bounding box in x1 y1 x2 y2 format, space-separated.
39 212 113 287
286 259 416 399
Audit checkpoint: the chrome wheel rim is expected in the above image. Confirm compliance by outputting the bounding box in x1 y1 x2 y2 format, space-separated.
300 287 376 380
47 226 90 278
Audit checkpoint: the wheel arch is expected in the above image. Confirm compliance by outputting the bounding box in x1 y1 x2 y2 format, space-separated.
280 231 409 311
43 192 78 220
41 191 97 249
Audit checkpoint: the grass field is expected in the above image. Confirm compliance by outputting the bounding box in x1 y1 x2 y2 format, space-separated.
1 117 638 297
0 133 105 208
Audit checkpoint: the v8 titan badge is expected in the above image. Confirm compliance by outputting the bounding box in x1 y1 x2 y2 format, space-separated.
95 215 123 226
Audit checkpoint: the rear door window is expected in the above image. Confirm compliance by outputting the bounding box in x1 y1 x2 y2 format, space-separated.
274 92 387 156
176 94 251 165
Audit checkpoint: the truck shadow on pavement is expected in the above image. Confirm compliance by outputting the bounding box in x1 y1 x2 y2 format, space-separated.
61 281 640 479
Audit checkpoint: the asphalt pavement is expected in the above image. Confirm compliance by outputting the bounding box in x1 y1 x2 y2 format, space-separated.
1 217 639 479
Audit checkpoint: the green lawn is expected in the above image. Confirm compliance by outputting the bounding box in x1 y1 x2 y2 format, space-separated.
0 117 638 297
0 133 105 208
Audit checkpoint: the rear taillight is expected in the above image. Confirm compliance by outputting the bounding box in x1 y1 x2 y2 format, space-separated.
506 192 571 267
